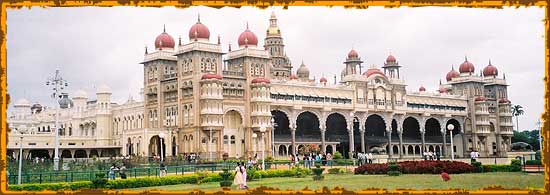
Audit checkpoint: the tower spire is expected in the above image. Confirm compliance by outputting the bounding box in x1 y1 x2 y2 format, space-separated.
163 24 166 33
178 36 182 46
246 21 249 30
489 59 492 65
145 45 148 54
465 55 468 62
197 13 201 23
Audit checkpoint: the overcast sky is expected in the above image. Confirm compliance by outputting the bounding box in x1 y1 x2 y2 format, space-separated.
7 6 545 131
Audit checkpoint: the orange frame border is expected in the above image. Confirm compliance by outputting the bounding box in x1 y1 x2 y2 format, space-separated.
0 1 548 194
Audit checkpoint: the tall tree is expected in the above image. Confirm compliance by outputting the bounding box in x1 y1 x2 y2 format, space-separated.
511 105 525 131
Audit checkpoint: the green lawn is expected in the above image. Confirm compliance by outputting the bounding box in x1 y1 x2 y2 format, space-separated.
130 172 544 191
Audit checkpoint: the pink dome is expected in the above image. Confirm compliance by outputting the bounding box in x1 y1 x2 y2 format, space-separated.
155 31 175 49
386 54 396 63
419 86 426 92
348 49 358 58
498 98 511 103
446 68 460 81
475 96 487 101
201 73 222 80
238 25 258 47
251 77 270 84
362 68 385 77
439 86 448 93
189 19 210 40
483 61 498 76
290 74 297 80
459 58 475 73
320 77 327 83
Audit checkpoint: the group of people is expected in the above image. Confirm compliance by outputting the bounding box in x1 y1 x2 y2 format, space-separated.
289 153 334 168
108 163 127 180
232 162 248 189
422 151 441 161
357 153 374 166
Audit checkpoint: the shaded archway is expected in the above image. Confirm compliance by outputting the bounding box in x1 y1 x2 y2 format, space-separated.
74 150 87 158
30 150 50 159
402 117 421 142
272 110 291 146
278 145 287 156
61 150 72 158
149 135 166 158
326 113 348 158
365 114 386 152
127 137 133 156
425 118 442 143
172 136 177 156
295 111 321 141
90 149 99 158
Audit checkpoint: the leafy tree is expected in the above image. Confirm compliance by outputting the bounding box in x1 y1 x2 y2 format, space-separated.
511 105 524 131
512 130 540 151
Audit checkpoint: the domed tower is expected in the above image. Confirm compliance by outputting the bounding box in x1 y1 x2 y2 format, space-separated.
382 53 401 79
497 97 513 155
141 26 178 131
96 84 113 142
264 12 292 79
225 23 272 157
199 73 224 158
343 49 363 77
296 61 310 81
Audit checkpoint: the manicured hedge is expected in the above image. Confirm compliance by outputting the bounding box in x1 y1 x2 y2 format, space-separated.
525 160 542 165
8 167 312 191
482 165 515 172
354 160 475 175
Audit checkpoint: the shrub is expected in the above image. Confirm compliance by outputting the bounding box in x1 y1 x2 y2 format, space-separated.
354 160 475 175
510 159 522 172
525 160 541 165
387 162 401 176
327 168 342 174
333 151 343 159
472 162 483 172
219 168 232 187
311 165 325 181
91 173 108 189
8 181 93 191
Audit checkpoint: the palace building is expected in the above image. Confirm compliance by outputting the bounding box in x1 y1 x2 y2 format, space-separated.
7 12 515 161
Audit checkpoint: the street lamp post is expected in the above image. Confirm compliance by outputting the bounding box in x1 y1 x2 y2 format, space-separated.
46 69 68 171
17 127 27 185
252 132 258 165
260 126 266 170
159 132 165 162
447 124 455 160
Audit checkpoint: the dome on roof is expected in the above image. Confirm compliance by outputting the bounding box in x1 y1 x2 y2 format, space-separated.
290 74 298 80
459 57 475 73
483 61 498 77
14 98 31 107
238 25 258 47
362 65 385 77
97 84 112 94
74 89 88 99
386 54 396 63
320 77 327 83
446 67 460 81
439 86 448 93
297 61 310 78
188 17 210 41
347 49 358 58
419 86 426 92
154 27 175 49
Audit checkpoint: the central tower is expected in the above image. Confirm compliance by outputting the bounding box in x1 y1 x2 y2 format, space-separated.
264 12 292 79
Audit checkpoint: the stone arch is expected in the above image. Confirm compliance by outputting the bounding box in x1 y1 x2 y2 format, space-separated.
61 150 72 158
425 117 443 143
90 149 99 158
402 116 421 141
295 111 321 141
278 145 287 156
445 118 462 135
74 150 87 158
365 114 386 137
223 109 244 157
326 112 349 158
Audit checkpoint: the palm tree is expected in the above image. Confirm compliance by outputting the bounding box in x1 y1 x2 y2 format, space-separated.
511 105 525 131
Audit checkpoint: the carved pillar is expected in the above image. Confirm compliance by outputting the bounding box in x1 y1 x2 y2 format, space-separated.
421 130 426 154
360 128 366 153
348 121 354 159
321 129 326 154
291 124 296 156
387 130 393 158
398 132 403 158
495 135 502 157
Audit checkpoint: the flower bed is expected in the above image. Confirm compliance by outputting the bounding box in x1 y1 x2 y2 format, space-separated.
354 160 475 175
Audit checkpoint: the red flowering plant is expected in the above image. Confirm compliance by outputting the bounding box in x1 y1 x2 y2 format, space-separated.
354 160 475 175
441 172 451 181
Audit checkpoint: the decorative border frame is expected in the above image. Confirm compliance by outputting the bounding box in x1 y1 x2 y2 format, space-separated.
0 1 548 194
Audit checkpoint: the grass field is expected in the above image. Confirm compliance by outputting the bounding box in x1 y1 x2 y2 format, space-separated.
130 172 544 191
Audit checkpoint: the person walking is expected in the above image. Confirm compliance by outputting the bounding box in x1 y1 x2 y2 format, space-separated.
108 164 119 180
119 163 127 179
368 153 373 164
241 163 248 189
233 162 244 189
470 150 476 163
